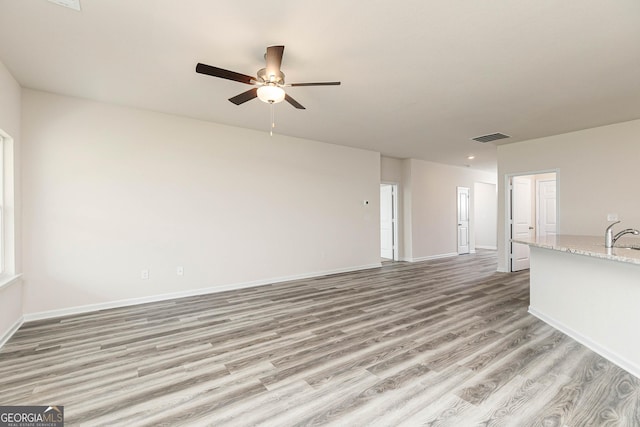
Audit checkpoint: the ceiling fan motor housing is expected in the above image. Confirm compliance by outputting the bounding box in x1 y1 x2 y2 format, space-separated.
257 68 285 85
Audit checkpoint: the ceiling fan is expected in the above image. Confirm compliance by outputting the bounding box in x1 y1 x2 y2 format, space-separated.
195 45 341 110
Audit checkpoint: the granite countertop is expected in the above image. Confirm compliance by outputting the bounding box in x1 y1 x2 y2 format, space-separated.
511 234 640 265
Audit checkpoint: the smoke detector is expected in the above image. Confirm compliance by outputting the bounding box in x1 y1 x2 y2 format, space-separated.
48 0 81 11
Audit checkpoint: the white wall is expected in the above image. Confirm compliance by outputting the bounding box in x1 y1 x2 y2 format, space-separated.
401 159 413 261
401 159 496 261
497 119 640 271
380 156 403 183
21 90 381 316
0 59 22 343
474 182 497 249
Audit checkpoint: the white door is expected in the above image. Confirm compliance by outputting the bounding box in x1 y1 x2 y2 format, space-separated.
457 187 470 254
511 176 533 271
537 179 557 238
380 184 394 259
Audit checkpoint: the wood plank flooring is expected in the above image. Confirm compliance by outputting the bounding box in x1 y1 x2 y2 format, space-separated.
1 251 639 426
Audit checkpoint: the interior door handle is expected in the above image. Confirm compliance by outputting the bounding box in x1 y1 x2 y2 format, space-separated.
529 226 534 230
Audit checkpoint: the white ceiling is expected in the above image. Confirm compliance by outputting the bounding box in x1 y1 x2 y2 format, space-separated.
1 0 640 171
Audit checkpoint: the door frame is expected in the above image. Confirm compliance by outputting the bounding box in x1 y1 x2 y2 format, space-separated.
380 182 399 261
503 169 560 272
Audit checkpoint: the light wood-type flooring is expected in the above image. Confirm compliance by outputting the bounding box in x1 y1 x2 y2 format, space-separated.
1 251 639 426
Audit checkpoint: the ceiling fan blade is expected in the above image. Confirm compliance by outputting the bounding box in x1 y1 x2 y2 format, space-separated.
196 63 255 85
229 88 258 105
285 94 305 110
289 82 341 87
265 45 285 77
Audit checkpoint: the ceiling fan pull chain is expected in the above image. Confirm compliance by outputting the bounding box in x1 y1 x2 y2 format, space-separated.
270 102 275 136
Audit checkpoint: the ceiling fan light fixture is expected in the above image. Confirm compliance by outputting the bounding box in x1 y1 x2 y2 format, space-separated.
257 85 286 104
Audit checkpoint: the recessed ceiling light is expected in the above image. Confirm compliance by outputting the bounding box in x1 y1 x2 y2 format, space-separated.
48 0 81 11
467 155 475 160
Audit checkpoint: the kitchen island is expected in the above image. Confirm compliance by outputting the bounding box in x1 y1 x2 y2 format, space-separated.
512 235 640 379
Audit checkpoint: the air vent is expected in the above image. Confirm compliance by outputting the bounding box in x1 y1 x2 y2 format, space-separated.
472 133 510 143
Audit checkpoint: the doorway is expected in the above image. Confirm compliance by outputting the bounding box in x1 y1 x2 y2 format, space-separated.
380 183 398 261
457 187 470 254
508 172 558 271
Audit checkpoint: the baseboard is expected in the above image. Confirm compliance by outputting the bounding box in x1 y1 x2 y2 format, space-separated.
476 245 497 250
529 307 640 380
405 252 458 263
23 262 382 323
0 316 24 349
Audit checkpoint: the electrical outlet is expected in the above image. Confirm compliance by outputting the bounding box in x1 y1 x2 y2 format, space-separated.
607 213 619 221
176 266 184 276
141 269 149 280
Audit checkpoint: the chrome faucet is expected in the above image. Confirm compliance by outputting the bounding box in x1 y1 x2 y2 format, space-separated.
605 221 640 248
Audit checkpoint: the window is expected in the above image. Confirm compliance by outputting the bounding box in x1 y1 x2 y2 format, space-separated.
0 129 15 277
